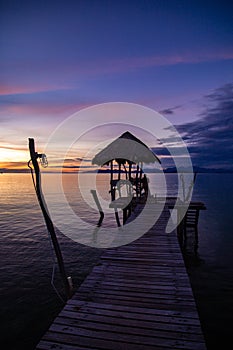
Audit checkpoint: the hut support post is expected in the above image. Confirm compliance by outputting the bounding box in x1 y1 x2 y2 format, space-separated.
114 209 121 227
118 162 121 180
28 138 72 300
90 190 104 226
139 163 143 197
136 164 139 198
110 161 115 201
128 162 132 180
128 162 132 197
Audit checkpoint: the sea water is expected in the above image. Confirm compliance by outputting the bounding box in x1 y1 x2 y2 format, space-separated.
0 173 232 349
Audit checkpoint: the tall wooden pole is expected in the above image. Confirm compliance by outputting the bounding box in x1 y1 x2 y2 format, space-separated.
28 138 72 300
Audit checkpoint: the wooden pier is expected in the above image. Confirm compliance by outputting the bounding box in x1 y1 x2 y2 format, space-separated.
36 203 206 350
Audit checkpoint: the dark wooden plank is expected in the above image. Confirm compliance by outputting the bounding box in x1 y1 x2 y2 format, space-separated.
64 304 201 327
80 280 194 294
56 310 203 336
36 204 207 350
72 293 199 313
43 331 158 350
68 300 201 321
77 286 195 301
37 340 98 350
45 324 206 350
53 316 205 342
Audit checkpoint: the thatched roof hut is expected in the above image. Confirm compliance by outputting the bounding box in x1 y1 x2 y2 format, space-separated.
91 132 161 218
92 131 161 166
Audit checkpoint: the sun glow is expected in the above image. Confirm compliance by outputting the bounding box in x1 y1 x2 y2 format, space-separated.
0 147 28 162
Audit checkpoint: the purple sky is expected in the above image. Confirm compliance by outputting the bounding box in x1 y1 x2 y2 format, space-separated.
0 0 233 170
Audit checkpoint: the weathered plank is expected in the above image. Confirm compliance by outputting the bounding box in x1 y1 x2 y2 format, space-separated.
36 203 206 350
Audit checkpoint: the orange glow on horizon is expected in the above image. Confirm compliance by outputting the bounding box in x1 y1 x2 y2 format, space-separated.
0 161 27 171
0 147 29 163
0 146 30 171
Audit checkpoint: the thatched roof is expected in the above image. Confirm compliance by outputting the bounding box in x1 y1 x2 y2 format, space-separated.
92 131 161 166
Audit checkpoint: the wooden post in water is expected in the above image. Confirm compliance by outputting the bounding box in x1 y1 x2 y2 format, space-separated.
28 138 72 300
90 190 104 226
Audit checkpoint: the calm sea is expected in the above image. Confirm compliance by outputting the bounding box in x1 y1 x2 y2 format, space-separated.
0 173 233 350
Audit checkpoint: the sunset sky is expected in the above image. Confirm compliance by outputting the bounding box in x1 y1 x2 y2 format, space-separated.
0 0 233 172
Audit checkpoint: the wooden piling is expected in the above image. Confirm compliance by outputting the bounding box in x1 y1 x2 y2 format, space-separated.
28 138 72 300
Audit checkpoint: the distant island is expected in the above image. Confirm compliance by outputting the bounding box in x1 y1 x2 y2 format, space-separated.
85 166 233 174
1 166 233 174
163 166 233 174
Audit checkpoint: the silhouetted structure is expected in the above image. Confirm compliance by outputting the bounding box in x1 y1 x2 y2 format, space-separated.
92 131 161 225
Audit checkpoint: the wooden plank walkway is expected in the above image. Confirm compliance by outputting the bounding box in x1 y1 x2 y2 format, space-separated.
36 203 207 350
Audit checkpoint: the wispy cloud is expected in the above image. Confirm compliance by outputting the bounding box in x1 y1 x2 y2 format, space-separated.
0 93 92 118
59 50 233 75
0 161 27 170
0 102 87 116
1 50 233 84
102 51 233 74
0 144 27 152
175 83 233 169
159 105 182 116
0 83 72 96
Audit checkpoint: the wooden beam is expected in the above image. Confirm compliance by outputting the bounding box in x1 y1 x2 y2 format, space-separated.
28 138 72 300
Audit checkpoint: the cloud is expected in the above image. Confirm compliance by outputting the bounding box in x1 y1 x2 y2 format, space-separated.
175 83 233 169
108 51 233 74
151 147 172 157
61 158 92 167
75 157 92 163
0 83 71 96
159 109 174 115
0 103 81 116
0 161 27 170
1 50 233 84
159 105 182 116
0 92 92 118
0 144 27 152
